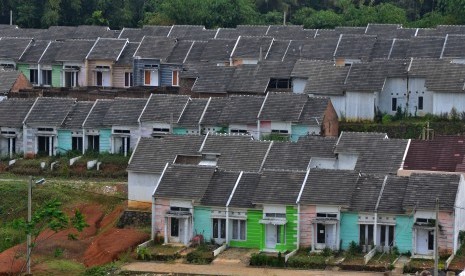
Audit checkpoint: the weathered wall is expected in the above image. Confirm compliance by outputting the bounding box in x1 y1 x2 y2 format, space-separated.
299 205 316 248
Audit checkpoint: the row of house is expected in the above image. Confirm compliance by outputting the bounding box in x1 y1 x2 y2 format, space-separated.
126 132 465 257
0 94 337 158
3 23 465 119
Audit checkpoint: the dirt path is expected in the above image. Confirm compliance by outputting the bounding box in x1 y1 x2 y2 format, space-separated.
122 262 387 276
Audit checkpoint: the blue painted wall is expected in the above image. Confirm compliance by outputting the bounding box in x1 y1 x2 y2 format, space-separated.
100 129 111 153
340 212 359 250
395 215 414 253
291 124 309 142
57 130 72 154
193 207 212 241
172 127 187 135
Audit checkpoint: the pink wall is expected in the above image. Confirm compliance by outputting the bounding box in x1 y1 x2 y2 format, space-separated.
154 198 170 237
300 205 316 247
439 211 455 254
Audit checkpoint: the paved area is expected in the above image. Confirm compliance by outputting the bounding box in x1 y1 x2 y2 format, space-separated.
122 262 387 276
393 256 409 275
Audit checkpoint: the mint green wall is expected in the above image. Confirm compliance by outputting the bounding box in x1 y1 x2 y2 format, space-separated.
193 207 212 241
275 206 298 252
100 129 111 153
52 65 62 87
57 130 72 154
172 127 187 135
229 209 263 249
16 64 29 79
395 215 413 253
340 212 359 250
291 125 308 142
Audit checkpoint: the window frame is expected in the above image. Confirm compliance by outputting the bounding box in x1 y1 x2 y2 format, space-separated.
231 219 246 241
124 72 133 87
391 97 397 112
29 69 38 85
172 70 179 86
418 96 424 110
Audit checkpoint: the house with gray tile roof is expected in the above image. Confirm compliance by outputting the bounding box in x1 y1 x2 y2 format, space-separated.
174 98 209 135
57 101 94 154
22 97 76 157
114 42 139 88
85 38 128 87
0 37 32 70
0 98 35 157
231 36 274 65
258 93 338 141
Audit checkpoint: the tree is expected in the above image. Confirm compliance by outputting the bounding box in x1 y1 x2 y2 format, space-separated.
86 10 109 26
13 199 88 274
303 10 343 29
41 0 61 27
291 7 315 25
376 3 408 24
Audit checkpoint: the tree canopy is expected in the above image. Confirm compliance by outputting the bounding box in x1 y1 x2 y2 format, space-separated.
0 0 462 29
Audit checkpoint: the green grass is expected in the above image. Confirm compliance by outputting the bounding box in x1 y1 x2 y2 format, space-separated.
36 259 86 275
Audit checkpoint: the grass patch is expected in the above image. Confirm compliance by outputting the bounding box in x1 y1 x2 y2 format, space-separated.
287 248 328 269
137 242 184 261
186 244 216 265
404 257 448 273
36 259 85 275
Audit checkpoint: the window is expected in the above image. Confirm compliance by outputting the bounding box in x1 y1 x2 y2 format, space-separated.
124 72 133 87
87 135 99 152
212 218 226 239
29 69 38 84
317 223 325 244
172 70 179 86
268 78 291 89
170 207 189 212
391 98 397 112
41 70 52 86
359 224 374 246
153 128 170 133
230 129 248 134
271 129 289 134
265 213 286 218
316 213 337 218
428 230 434 250
232 220 246 240
1 63 14 70
72 136 83 152
65 71 79 87
96 71 103 86
418 96 424 110
380 225 395 247
113 129 130 134
38 128 54 132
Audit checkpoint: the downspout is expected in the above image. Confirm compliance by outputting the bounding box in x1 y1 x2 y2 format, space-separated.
226 206 229 245
152 197 156 240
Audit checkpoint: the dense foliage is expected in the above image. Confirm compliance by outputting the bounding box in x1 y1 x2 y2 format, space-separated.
0 0 463 30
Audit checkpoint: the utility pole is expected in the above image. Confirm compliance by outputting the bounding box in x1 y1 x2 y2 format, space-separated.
27 176 32 275
434 197 439 276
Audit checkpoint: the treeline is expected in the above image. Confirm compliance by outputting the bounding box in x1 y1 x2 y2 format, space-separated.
0 0 463 30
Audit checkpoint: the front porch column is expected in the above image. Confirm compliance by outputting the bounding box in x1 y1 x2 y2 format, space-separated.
48 137 53 156
164 217 168 244
374 213 378 248
151 198 156 240
184 218 188 244
9 138 13 159
332 223 336 250
311 223 315 251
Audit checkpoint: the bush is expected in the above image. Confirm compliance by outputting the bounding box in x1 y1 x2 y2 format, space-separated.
287 254 326 269
321 247 333 257
249 252 285 267
186 244 214 264
346 241 362 256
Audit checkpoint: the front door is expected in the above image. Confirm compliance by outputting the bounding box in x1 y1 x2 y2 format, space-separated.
37 136 53 156
316 223 326 249
266 224 277 249
326 224 335 249
417 229 434 255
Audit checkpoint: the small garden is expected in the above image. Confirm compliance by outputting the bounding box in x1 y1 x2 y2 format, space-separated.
186 243 217 264
249 251 286 267
447 232 465 273
339 242 399 272
403 257 447 274
286 248 332 269
136 242 184 261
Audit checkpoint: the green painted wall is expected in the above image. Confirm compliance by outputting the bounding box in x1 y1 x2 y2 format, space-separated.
100 129 111 153
172 127 187 135
17 64 29 80
193 207 212 241
340 212 359 250
229 209 262 249
57 130 72 153
291 125 308 142
275 206 298 252
395 215 413 254
52 65 62 87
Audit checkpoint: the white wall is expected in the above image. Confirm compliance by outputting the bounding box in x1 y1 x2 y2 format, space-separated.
433 92 465 114
345 91 375 120
454 175 465 252
309 158 336 169
128 171 160 203
292 78 307 94
328 96 346 118
270 121 292 133
335 153 358 170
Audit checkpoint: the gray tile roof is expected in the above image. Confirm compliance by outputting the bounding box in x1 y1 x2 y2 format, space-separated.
370 39 395 60
54 39 95 62
119 26 171 42
19 40 50 63
201 95 263 125
228 172 261 208
0 70 24 94
388 39 410 59
0 37 32 60
102 97 147 126
43 26 77 40
83 99 114 128
232 36 273 59
263 137 336 171
365 24 401 36
166 40 194 63
259 92 307 122
86 38 127 61
177 98 208 128
139 94 189 123
334 35 377 61
441 35 465 58
407 36 445 58
409 59 465 93
266 25 309 40
191 65 236 94
334 26 366 35
127 136 204 173
349 174 384 212
115 42 139 65
200 170 240 207
181 29 216 40
253 169 306 205
39 41 63 64
402 173 460 211
24 97 76 127
184 41 207 63
154 164 215 201
61 101 94 129
133 36 177 61
200 39 236 62
299 169 359 206
236 25 268 36
376 175 409 214
0 97 35 128
72 25 113 39
168 25 205 38
265 39 290 61
202 135 271 172
335 132 409 174
298 97 331 125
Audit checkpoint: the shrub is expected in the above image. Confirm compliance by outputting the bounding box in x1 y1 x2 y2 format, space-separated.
137 246 150 260
287 254 326 269
186 244 214 264
346 241 362 256
321 247 333 257
249 253 285 267
382 114 393 124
